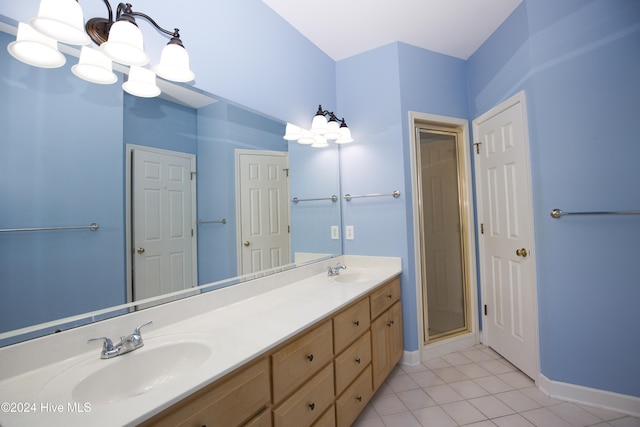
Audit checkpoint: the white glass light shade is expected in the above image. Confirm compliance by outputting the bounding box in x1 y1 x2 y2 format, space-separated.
297 130 315 144
122 66 160 98
311 113 328 135
311 135 329 148
101 20 149 66
324 119 342 140
31 0 90 45
336 126 354 144
72 46 117 84
7 22 65 68
155 44 195 82
283 123 303 141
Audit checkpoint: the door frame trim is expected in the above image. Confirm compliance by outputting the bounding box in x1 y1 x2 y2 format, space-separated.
125 144 198 304
472 90 540 381
408 111 479 361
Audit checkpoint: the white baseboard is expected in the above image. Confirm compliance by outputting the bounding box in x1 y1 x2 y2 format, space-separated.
400 350 421 366
538 374 640 418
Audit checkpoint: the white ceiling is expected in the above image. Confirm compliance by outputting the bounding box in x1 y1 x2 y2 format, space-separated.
262 0 523 61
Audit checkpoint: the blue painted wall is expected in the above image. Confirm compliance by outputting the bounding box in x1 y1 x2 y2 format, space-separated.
467 0 640 397
0 32 125 335
2 0 639 399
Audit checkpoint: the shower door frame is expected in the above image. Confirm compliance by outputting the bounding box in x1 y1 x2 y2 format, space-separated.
409 112 479 358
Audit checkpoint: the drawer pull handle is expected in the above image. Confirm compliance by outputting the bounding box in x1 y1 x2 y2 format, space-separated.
355 357 361 364
356 396 363 402
354 320 360 326
307 354 314 362
308 402 315 411
386 320 395 327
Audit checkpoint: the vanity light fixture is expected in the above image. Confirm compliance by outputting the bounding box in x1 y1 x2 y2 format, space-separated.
7 0 195 97
283 105 354 146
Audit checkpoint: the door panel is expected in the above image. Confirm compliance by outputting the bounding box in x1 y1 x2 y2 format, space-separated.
474 93 538 379
132 148 195 303
238 151 290 275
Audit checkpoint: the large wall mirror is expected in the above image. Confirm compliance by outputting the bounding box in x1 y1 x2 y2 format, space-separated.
0 20 343 347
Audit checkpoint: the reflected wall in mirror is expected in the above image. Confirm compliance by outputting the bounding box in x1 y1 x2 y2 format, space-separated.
0 24 342 347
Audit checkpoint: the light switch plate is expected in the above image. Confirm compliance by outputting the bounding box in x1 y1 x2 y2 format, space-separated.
345 225 354 240
331 226 339 240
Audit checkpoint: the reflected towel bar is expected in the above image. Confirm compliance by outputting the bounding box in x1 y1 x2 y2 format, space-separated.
0 223 100 233
343 190 401 201
550 209 640 219
292 195 338 204
196 219 227 225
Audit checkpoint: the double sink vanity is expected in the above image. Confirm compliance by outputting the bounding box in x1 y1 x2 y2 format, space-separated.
0 255 403 427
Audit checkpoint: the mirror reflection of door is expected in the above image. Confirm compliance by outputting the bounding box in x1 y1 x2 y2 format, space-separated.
418 129 468 342
236 150 291 275
131 147 197 304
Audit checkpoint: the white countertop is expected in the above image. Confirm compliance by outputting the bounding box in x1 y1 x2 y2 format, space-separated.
0 256 401 427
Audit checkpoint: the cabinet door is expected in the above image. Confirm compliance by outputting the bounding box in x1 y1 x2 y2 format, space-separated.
334 331 371 395
370 301 403 390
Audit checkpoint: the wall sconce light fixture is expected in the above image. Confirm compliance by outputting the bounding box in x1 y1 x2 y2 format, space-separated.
283 105 353 147
7 0 194 98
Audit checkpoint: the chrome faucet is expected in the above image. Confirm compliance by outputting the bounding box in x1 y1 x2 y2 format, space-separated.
327 263 347 276
88 321 153 359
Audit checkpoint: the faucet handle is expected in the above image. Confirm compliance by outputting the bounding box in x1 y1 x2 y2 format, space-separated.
87 337 114 351
133 320 153 336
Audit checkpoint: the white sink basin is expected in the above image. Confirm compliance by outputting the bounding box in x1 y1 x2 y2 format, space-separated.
330 271 377 283
38 334 213 405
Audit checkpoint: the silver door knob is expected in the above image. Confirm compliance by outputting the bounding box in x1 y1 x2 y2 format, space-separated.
137 247 145 254
243 241 250 247
516 248 528 257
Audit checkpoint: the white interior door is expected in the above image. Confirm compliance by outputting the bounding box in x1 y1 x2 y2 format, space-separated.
132 148 196 302
237 150 290 275
474 92 538 380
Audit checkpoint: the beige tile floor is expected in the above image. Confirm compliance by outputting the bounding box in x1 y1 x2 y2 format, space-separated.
353 346 640 427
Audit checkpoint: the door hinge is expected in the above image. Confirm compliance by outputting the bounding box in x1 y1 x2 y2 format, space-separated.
288 225 290 233
473 142 482 154
484 304 488 316
190 171 196 180
191 228 194 237
480 223 484 234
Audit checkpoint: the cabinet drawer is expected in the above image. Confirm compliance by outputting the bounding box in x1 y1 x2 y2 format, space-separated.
334 331 371 395
273 364 334 427
272 321 333 403
333 298 370 354
335 366 373 427
370 277 400 319
311 406 335 427
244 408 272 427
142 358 270 427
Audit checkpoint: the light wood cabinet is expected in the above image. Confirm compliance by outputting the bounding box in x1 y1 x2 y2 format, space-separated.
273 363 334 427
272 321 333 403
371 301 403 389
334 331 371 395
139 357 270 427
335 366 373 427
142 276 403 427
332 298 370 354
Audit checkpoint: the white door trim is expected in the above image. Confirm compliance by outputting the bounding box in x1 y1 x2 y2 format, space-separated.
408 111 479 362
472 90 540 382
125 144 198 304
